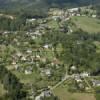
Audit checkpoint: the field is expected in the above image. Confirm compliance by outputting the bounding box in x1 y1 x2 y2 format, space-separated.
0 82 6 97
71 16 100 33
53 80 96 100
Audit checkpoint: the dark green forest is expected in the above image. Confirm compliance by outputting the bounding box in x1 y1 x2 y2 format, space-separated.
0 0 100 16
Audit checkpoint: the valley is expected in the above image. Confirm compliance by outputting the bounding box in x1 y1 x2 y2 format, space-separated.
0 1 100 100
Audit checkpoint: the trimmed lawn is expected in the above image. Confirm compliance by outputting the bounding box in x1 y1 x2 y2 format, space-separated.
71 16 100 33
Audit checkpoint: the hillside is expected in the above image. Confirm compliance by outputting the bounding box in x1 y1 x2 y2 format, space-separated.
0 0 100 11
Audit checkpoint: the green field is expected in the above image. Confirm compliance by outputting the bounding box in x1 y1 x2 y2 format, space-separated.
71 16 100 33
53 80 96 100
0 82 6 97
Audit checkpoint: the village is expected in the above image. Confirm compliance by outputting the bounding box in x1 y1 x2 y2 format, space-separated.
0 5 100 100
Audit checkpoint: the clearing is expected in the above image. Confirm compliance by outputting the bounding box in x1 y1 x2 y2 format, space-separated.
70 16 100 33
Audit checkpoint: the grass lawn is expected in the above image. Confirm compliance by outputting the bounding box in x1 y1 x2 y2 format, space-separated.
12 70 41 84
71 16 100 33
53 80 96 100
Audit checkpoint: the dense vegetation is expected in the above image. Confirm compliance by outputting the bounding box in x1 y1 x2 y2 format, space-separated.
42 29 100 75
0 1 100 100
0 0 100 16
0 64 27 100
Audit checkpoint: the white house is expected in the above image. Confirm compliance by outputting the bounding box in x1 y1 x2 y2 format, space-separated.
45 69 51 77
92 15 96 18
21 56 27 61
43 44 49 49
80 72 89 78
26 49 32 53
26 18 36 23
71 65 77 71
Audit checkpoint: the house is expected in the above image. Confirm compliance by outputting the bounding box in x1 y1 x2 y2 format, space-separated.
25 69 32 75
36 55 41 59
40 68 51 77
78 83 85 89
49 8 64 16
74 74 82 82
52 16 60 21
21 56 27 61
43 44 49 49
70 65 77 71
45 69 51 77
65 17 70 21
16 52 22 57
31 36 37 40
33 30 42 36
92 15 96 18
43 44 52 49
68 8 79 13
92 80 100 87
50 62 55 66
14 65 19 70
80 72 89 78
3 31 10 34
35 90 52 100
41 90 51 97
41 58 46 63
26 49 32 54
13 38 18 42
12 61 16 65
24 67 33 75
77 14 81 16
26 18 36 24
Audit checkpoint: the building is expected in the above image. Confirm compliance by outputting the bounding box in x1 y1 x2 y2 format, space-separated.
68 8 79 13
92 15 96 18
92 80 100 87
35 90 52 100
74 74 82 82
80 72 89 78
